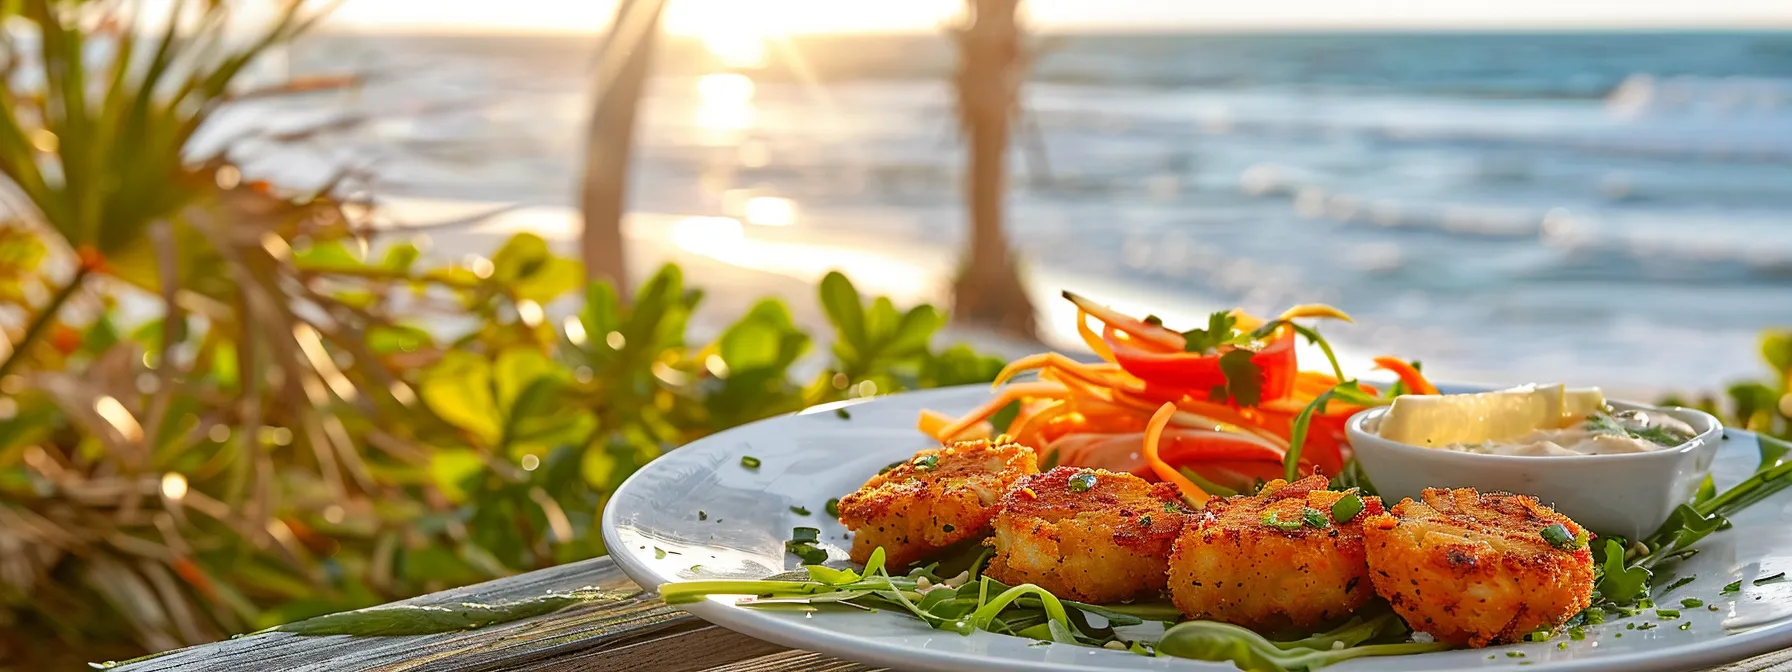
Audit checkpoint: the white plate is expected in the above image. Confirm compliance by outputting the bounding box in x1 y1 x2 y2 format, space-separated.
603 386 1792 672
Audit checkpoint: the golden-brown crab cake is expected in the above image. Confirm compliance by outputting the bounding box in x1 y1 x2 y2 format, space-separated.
1168 475 1384 631
1363 487 1595 648
837 437 1039 568
985 466 1190 603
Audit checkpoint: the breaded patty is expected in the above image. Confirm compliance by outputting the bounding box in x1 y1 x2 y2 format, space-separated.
1168 475 1384 631
985 466 1189 603
837 437 1039 568
1363 488 1595 648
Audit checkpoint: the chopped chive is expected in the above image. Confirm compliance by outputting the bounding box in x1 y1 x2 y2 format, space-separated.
1679 622 1692 630
1660 576 1695 595
1724 580 1744 593
1164 501 1185 514
1680 598 1704 608
741 456 762 469
825 498 840 517
1637 623 1657 630
834 408 851 420
1568 627 1587 641
1557 641 1569 650
1068 470 1098 492
790 505 811 516
791 527 820 543
1331 493 1364 523
1655 609 1680 619
1139 515 1153 527
1506 651 1525 658
1709 604 1721 611
654 547 667 559
698 510 708 521
1754 572 1787 586
1261 511 1303 531
1301 507 1331 528
1541 523 1580 550
913 455 940 471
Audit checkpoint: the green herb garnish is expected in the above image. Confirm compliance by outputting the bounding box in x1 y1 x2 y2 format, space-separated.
1655 609 1680 619
1331 492 1365 523
698 510 708 521
1637 622 1657 631
1139 515 1153 527
791 527 820 543
1541 523 1584 550
1679 622 1692 630
834 408 851 420
1680 598 1704 608
1724 580 1744 594
1756 572 1788 586
1181 312 1241 354
1659 575 1695 595
913 455 940 471
741 456 762 469
1212 349 1264 407
654 547 667 559
1261 511 1304 532
1581 412 1693 447
1068 470 1098 492
825 498 840 517
1301 507 1331 528
790 505 811 516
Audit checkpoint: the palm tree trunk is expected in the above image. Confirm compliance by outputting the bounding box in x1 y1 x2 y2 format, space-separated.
579 0 668 297
950 0 1037 338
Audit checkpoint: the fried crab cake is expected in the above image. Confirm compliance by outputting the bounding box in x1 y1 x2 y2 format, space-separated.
837 437 1039 568
1168 475 1385 631
1363 487 1595 648
984 466 1190 603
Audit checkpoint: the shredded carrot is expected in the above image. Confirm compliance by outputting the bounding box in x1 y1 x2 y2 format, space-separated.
1274 304 1355 323
1145 402 1209 507
917 409 955 437
1075 309 1117 362
935 382 1068 441
1065 292 1186 351
1372 356 1440 395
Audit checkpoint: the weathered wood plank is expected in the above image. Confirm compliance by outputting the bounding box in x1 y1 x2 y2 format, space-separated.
703 651 880 672
113 556 709 672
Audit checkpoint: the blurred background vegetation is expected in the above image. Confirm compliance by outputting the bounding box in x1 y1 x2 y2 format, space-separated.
0 0 1003 665
0 0 1787 667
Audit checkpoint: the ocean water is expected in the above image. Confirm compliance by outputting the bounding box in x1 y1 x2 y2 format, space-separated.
258 30 1792 391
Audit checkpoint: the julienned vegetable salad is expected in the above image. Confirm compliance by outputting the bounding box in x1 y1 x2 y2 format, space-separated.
917 291 1426 501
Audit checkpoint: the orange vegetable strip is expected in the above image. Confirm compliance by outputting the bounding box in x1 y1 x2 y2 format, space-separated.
1075 309 1117 362
1145 402 1209 507
1008 399 1072 448
1064 292 1186 351
1273 304 1355 323
917 409 955 437
1372 356 1440 395
935 382 1069 442
991 353 1054 389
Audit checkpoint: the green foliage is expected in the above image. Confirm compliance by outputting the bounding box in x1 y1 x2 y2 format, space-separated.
0 3 1007 664
1659 328 1792 442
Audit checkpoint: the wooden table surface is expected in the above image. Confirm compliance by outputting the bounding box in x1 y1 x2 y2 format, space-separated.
116 555 1792 672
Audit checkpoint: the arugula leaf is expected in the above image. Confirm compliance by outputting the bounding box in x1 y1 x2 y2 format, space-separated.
1596 538 1652 604
1213 349 1263 407
1181 312 1239 354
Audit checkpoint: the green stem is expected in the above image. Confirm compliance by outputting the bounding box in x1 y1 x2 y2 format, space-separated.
0 267 90 381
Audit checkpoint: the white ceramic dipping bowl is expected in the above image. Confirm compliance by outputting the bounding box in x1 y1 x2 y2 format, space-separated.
1346 400 1724 540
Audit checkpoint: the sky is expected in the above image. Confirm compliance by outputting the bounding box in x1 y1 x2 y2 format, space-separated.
328 0 1792 34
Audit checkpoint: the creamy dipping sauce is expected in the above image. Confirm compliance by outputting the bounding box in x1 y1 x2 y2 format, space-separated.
1443 409 1697 456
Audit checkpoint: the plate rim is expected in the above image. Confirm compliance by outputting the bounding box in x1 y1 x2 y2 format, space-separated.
601 385 1792 672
